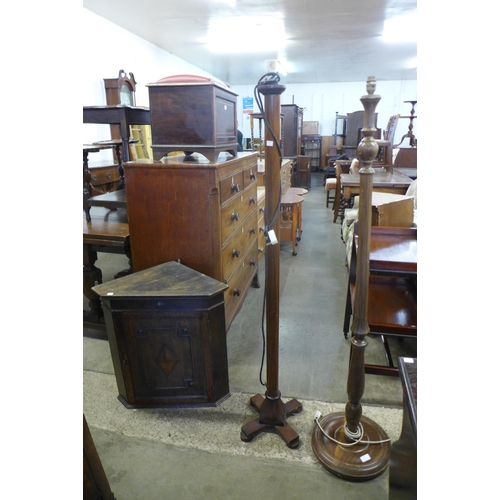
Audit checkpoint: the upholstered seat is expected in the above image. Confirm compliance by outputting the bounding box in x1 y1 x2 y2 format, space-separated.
325 177 337 207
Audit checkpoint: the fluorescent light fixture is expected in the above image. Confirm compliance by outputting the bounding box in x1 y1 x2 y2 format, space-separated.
206 16 288 53
382 11 417 43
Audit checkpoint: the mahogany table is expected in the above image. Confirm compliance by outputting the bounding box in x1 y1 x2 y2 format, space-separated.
341 170 413 200
83 105 151 162
83 207 131 327
344 226 417 375
88 189 127 211
83 143 117 221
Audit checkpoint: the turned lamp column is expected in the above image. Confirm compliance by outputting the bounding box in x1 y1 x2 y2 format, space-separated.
240 79 302 449
311 77 391 481
345 77 380 437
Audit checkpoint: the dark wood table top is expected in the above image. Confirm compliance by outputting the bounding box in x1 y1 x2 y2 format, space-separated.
83 207 129 246
88 189 127 210
341 169 413 188
83 105 151 125
354 226 417 274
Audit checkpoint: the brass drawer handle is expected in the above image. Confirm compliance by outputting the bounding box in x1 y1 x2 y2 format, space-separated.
250 260 256 266
233 289 241 297
250 227 256 235
231 183 240 193
249 197 256 204
232 249 240 258
250 172 256 180
91 175 97 181
231 213 240 221
259 207 265 213
106 172 112 179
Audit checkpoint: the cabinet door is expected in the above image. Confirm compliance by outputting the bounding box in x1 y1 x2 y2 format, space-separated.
112 311 210 405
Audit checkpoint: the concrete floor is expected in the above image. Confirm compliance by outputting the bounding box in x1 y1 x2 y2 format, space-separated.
83 171 417 499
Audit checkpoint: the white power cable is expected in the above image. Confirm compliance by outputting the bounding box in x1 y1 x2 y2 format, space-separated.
314 412 391 446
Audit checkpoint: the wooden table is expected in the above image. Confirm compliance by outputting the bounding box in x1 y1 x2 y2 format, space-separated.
359 226 417 274
280 189 305 255
84 143 117 221
344 226 417 376
88 189 127 211
341 170 413 200
83 207 131 327
83 105 151 162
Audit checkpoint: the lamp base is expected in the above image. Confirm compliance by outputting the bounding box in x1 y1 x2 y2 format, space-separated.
241 394 302 449
311 411 391 481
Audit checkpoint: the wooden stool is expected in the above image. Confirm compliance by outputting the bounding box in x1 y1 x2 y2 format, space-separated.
325 177 336 207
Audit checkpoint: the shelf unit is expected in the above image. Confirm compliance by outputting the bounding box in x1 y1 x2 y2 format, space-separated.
302 134 322 172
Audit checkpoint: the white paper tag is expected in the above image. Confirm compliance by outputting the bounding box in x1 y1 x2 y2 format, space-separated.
266 140 273 146
403 357 414 363
360 454 371 463
106 292 114 296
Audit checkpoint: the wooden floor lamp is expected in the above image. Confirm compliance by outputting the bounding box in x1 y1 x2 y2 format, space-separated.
311 77 392 480
240 77 303 449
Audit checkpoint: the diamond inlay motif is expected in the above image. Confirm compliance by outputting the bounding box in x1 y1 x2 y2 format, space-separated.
156 344 179 375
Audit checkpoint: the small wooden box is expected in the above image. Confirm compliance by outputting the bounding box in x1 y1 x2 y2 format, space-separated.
147 75 238 162
92 261 230 408
371 192 414 227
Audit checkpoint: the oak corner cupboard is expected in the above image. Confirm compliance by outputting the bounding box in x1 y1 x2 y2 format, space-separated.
92 261 230 408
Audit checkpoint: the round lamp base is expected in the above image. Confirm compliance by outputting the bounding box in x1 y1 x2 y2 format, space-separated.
311 412 391 482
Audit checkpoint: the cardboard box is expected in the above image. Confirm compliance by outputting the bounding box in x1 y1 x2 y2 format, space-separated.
371 192 414 227
302 121 319 134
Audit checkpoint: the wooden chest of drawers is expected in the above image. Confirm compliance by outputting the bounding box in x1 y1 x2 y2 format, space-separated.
124 152 260 329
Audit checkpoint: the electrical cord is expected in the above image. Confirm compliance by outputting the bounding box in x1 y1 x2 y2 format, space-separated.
253 71 284 387
314 414 392 446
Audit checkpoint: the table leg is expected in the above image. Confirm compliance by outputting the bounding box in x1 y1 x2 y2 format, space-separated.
83 244 104 324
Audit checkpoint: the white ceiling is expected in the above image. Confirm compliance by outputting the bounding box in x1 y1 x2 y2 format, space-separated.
83 0 417 86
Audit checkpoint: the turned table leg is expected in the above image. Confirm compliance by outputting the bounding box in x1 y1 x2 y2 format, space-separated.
83 244 104 324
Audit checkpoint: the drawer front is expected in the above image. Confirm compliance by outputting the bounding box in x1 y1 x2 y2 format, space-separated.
221 212 258 282
220 184 258 245
224 239 259 327
220 171 244 205
242 165 258 188
90 166 121 185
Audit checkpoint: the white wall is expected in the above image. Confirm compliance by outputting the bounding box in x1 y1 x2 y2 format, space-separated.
83 8 418 160
233 80 417 146
82 8 219 161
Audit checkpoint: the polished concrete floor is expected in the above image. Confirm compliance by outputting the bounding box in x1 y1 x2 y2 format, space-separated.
83 171 417 499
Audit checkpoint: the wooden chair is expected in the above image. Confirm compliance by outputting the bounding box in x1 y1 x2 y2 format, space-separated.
374 114 400 173
332 159 357 223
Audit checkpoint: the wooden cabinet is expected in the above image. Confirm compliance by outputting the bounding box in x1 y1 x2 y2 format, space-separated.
88 161 122 196
147 75 238 162
302 134 322 172
281 104 303 158
92 261 229 408
124 152 260 329
295 155 311 189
